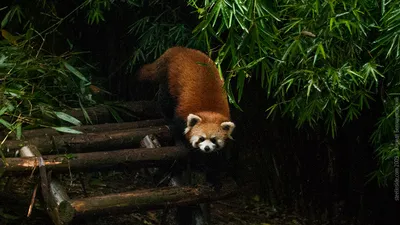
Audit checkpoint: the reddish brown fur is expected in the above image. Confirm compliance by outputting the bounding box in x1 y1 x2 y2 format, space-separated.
137 47 231 122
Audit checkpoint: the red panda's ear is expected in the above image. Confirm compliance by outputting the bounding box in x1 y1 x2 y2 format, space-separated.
187 114 202 127
221 121 235 139
184 114 202 134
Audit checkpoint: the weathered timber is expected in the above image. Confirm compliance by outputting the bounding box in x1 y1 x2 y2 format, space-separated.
140 134 162 176
63 101 161 124
49 180 75 224
1 147 186 173
3 126 171 157
9 119 165 140
37 156 59 224
140 134 162 149
20 145 41 218
20 145 39 157
60 180 238 224
19 145 62 225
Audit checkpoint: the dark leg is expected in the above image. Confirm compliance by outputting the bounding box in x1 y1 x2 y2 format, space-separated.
156 84 211 225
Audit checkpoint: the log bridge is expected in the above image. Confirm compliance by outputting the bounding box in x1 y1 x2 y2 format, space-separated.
0 101 238 225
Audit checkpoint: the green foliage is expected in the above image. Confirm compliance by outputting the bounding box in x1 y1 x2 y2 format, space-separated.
126 0 205 72
187 0 400 186
0 0 99 145
85 0 112 24
0 36 94 139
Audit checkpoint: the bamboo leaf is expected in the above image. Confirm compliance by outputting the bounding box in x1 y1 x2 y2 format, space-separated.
1 10 11 28
15 122 22 140
0 119 12 130
236 71 246 102
105 106 124 123
318 43 326 59
54 112 82 126
212 1 222 27
63 62 89 83
51 127 83 134
0 107 8 116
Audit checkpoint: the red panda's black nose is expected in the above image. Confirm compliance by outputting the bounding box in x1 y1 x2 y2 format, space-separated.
204 146 210 152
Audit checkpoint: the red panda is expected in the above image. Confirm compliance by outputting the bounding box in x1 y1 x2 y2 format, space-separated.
136 46 235 153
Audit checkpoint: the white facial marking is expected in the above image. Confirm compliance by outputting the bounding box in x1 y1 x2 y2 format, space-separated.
217 139 225 148
190 135 200 148
198 140 216 153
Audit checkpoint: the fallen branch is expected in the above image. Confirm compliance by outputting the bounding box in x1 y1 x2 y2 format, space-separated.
19 145 61 225
9 119 165 140
61 179 238 224
27 184 38 217
21 146 40 218
3 126 171 157
1 147 186 173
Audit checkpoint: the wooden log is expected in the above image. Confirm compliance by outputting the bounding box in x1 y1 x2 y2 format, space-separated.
9 119 165 140
20 145 41 218
49 180 74 224
140 135 206 225
140 134 162 176
60 179 238 223
3 126 171 157
63 101 161 124
18 145 63 225
20 145 42 157
140 134 162 149
1 147 186 174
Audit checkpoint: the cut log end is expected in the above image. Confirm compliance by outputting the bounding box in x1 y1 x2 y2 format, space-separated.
59 201 75 224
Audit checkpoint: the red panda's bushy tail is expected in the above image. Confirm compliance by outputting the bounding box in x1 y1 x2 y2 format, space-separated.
136 56 167 82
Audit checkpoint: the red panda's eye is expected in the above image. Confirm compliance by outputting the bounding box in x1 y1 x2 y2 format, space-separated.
199 137 205 142
210 138 217 144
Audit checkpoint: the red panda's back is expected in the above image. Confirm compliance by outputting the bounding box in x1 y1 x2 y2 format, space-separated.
165 47 231 120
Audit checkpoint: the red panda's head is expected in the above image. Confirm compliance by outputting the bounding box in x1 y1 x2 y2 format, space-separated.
183 112 235 153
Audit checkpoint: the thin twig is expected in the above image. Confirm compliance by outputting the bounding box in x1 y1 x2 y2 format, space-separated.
29 1 89 41
27 183 39 217
33 30 46 58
